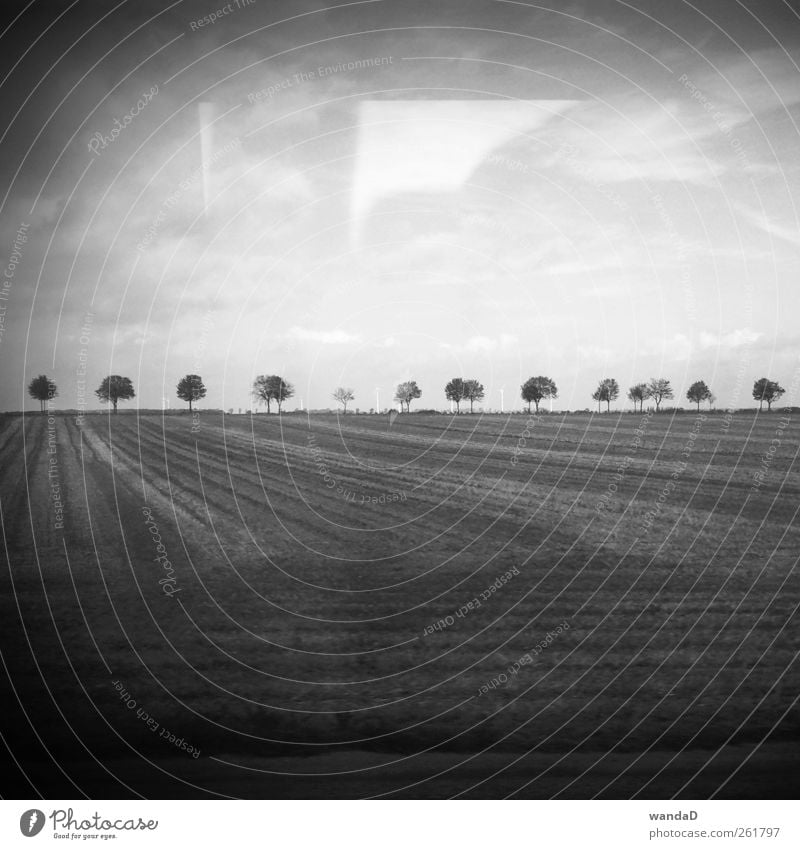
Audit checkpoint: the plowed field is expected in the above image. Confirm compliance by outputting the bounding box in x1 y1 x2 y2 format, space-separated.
2 410 798 798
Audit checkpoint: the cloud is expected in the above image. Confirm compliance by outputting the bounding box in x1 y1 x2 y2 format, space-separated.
351 99 576 243
540 101 727 187
576 344 613 362
699 328 761 349
638 332 694 362
441 334 518 353
286 326 360 344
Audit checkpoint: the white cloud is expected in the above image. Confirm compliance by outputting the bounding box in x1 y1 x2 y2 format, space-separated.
699 328 761 349
351 99 576 243
576 344 613 362
286 326 360 344
639 333 694 362
441 334 518 353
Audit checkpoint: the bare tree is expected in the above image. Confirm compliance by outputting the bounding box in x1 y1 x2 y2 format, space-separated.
444 378 465 414
95 375 135 413
176 374 207 412
646 378 673 412
521 376 557 413
686 380 712 411
394 380 421 412
333 387 355 414
28 374 57 414
752 377 785 412
462 379 485 413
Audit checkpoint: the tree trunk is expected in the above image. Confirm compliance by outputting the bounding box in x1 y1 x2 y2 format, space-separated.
470 399 474 413
534 400 539 413
112 399 118 413
189 398 193 412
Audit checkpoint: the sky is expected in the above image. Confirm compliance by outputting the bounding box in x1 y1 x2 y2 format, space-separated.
1 0 799 413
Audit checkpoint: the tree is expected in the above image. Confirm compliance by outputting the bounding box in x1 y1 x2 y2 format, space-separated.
752 377 785 412
252 375 272 413
593 378 619 412
686 379 712 411
273 378 294 413
28 374 57 414
444 378 465 414
394 380 421 412
462 379 485 413
646 378 673 412
520 376 557 413
252 374 295 413
627 383 647 413
333 387 355 414
176 374 206 412
95 375 135 413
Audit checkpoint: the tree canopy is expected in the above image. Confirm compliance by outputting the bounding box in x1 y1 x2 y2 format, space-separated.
176 374 207 411
627 383 647 412
520 376 557 413
593 378 619 412
252 375 294 413
95 375 135 413
444 378 465 413
752 377 785 411
686 380 712 411
462 379 485 413
646 378 673 412
395 380 422 412
28 374 57 414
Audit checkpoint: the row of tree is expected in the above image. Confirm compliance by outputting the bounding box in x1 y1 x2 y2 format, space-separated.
523 376 785 413
27 374 204 413
590 377 704 414
27 373 789 414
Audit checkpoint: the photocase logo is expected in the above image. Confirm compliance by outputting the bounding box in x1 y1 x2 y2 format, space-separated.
19 809 45 837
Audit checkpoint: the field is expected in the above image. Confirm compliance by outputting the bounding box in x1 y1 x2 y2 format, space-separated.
1 409 799 798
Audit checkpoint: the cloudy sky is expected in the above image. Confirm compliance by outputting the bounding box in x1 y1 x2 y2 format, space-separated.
1 0 799 412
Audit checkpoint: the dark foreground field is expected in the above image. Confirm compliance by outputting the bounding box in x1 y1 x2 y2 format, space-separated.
1 409 798 798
